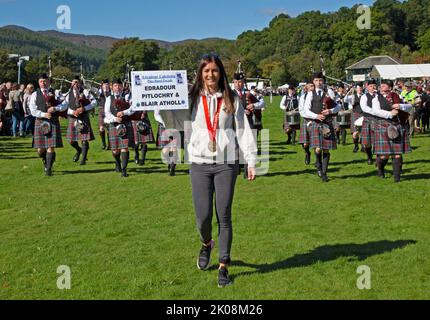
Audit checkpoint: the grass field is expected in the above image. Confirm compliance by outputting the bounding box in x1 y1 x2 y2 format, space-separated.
1 96 429 300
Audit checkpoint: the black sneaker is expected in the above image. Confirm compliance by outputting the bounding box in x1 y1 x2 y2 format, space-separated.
218 267 232 288
197 240 214 271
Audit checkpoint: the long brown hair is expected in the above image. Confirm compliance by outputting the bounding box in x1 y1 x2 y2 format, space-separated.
189 54 235 114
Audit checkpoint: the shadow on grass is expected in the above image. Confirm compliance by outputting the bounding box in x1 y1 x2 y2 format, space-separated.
402 173 430 181
336 168 412 180
231 240 417 279
263 167 340 177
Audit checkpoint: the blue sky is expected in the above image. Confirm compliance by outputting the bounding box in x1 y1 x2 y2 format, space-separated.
1 0 374 41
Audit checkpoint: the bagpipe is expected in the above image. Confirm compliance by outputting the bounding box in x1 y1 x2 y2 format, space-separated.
386 91 409 125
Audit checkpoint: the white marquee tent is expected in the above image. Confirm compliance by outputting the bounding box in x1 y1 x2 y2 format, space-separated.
371 64 430 80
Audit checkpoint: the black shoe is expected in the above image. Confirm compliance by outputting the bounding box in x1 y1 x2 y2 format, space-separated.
305 153 311 165
102 145 106 150
138 159 145 166
121 169 129 178
115 164 121 173
197 240 214 271
80 159 87 166
218 267 233 288
321 174 329 182
317 170 323 178
353 145 359 153
73 148 82 162
367 158 373 165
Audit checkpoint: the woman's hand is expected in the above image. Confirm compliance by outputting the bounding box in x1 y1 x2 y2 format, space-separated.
248 167 257 181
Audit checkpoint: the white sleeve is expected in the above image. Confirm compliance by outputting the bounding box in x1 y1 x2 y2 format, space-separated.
104 96 115 124
302 92 319 120
298 95 306 116
84 99 98 112
371 95 393 119
253 97 265 110
55 96 68 112
360 95 373 115
280 96 287 110
29 92 45 118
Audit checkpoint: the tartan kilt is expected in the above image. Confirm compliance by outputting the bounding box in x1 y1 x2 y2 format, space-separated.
299 119 310 145
98 108 105 129
32 118 63 149
308 119 337 150
108 121 135 150
351 112 362 133
156 124 184 149
284 116 300 132
132 120 155 144
66 116 95 142
373 119 412 155
361 116 374 147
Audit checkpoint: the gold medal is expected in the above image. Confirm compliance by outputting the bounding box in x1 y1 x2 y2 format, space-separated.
208 141 217 152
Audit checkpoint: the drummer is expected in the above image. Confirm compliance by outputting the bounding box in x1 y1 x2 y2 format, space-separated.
280 86 300 145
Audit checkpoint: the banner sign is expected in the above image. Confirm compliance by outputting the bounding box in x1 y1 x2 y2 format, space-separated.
131 70 189 111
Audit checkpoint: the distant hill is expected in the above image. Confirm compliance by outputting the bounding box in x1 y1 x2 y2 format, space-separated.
0 25 107 70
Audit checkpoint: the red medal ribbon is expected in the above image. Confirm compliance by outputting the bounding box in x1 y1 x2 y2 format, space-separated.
202 95 223 143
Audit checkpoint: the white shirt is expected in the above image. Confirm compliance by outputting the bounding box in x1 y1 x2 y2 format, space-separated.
64 89 98 116
29 88 68 118
104 93 134 124
302 88 340 120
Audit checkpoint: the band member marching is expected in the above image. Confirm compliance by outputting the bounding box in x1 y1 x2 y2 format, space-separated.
98 79 111 150
360 80 378 165
131 111 154 166
299 82 315 165
65 76 97 165
280 86 300 145
372 80 412 182
344 84 364 153
302 72 341 182
29 73 68 176
104 78 136 178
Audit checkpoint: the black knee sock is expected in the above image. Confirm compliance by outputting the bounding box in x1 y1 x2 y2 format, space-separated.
46 152 55 171
365 147 373 160
38 150 47 167
81 142 89 162
292 130 297 144
113 153 121 170
100 131 106 148
134 146 140 161
393 158 402 182
322 153 330 175
303 145 311 155
141 144 147 163
121 151 129 170
71 141 81 152
315 151 322 171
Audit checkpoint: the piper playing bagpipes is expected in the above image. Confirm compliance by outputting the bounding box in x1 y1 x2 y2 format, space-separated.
29 73 68 176
64 76 98 165
302 72 341 182
104 78 137 178
369 80 413 182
